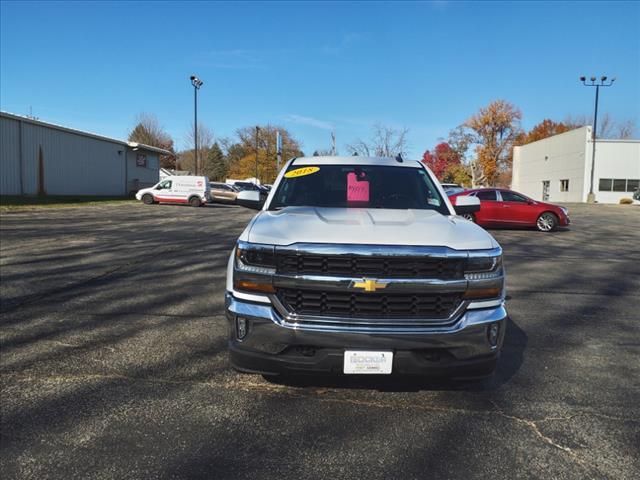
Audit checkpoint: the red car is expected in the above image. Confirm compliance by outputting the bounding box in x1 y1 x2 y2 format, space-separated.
449 188 570 232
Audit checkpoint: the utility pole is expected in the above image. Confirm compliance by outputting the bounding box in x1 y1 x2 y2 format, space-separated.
190 75 203 175
255 126 260 183
276 130 282 170
580 75 615 203
331 131 336 155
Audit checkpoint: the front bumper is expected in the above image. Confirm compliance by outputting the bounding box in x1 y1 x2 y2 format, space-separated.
225 293 507 377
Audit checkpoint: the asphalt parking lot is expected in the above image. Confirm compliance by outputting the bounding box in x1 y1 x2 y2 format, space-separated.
1 202 639 479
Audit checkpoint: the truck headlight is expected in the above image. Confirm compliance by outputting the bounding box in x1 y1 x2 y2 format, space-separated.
234 242 276 293
465 253 502 280
464 250 504 300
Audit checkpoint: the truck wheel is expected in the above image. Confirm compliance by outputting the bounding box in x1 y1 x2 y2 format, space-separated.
189 196 202 208
536 212 558 232
142 194 155 205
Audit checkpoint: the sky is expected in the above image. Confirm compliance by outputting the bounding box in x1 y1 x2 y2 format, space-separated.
1 1 639 157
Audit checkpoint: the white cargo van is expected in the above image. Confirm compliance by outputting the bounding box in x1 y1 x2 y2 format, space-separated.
135 176 211 207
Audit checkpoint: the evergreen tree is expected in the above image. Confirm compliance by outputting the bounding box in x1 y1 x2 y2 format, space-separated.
202 143 227 181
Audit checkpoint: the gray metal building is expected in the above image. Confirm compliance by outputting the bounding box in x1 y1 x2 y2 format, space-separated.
1 111 169 196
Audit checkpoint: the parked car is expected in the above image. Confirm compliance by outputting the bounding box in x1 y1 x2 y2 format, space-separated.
233 181 270 201
440 182 466 196
233 181 261 192
227 156 506 379
444 186 466 195
449 188 570 232
135 176 210 207
210 182 239 204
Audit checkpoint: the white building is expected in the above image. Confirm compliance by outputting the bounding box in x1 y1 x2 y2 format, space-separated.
1 111 170 197
512 126 640 204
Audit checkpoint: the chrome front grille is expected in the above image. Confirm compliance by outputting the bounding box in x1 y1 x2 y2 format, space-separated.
275 252 465 279
270 244 476 326
277 288 463 319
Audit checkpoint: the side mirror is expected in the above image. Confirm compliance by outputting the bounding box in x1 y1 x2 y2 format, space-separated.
453 195 481 215
236 190 264 210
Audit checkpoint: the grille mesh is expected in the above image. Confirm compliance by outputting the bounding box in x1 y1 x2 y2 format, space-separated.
278 288 462 319
276 253 465 279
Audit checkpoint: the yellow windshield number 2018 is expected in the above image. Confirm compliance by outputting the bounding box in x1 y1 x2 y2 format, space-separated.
284 166 320 178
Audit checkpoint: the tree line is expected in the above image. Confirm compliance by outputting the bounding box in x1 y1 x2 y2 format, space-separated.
129 105 635 187
421 101 636 187
127 114 303 183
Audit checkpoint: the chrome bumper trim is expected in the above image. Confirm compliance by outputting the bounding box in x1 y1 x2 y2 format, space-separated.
226 292 507 335
269 293 469 328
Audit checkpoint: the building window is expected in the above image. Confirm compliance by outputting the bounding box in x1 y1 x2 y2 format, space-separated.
599 178 613 191
613 179 627 192
599 178 639 193
560 179 569 192
136 153 147 167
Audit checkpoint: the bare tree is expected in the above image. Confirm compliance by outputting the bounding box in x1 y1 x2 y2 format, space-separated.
180 123 215 173
185 122 214 151
128 113 176 168
129 113 168 146
346 124 410 157
564 113 637 139
614 119 636 139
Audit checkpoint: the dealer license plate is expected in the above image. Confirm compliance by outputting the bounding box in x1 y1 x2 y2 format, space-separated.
343 350 393 374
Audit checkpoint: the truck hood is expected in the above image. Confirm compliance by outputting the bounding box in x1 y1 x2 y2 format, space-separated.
244 206 497 250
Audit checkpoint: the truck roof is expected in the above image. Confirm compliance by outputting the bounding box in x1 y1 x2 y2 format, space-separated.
292 156 423 168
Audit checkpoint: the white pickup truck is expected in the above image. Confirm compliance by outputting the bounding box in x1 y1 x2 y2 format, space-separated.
225 156 507 378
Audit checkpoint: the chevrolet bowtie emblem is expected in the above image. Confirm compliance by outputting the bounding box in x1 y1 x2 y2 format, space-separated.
351 279 388 292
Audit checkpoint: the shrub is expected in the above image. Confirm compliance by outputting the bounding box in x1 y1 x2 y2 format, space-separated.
619 198 633 205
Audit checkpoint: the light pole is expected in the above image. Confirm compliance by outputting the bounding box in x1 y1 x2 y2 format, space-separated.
580 75 615 203
190 75 203 175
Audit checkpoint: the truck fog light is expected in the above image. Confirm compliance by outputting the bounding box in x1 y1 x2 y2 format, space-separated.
236 317 248 340
487 323 499 347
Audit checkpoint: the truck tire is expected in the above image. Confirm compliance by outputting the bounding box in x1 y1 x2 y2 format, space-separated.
142 194 155 205
536 212 558 232
189 196 202 208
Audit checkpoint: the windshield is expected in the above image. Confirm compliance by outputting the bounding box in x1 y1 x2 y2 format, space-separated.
269 164 449 213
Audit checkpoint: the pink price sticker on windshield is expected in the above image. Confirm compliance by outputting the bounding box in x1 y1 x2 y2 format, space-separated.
347 172 370 202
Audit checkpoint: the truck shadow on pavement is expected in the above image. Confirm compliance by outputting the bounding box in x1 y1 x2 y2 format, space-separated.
263 317 527 393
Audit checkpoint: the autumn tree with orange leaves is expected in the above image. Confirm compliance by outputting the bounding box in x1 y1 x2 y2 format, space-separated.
461 100 523 187
514 119 573 146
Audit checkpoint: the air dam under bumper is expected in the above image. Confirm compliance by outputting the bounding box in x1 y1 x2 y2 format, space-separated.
225 293 507 377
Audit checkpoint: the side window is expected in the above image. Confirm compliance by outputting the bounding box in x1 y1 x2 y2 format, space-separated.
501 191 527 202
158 180 172 190
476 190 497 201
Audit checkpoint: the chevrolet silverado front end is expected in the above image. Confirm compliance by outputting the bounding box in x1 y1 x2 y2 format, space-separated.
225 157 507 378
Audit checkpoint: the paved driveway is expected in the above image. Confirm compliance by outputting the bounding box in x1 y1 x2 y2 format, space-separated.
1 203 638 479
